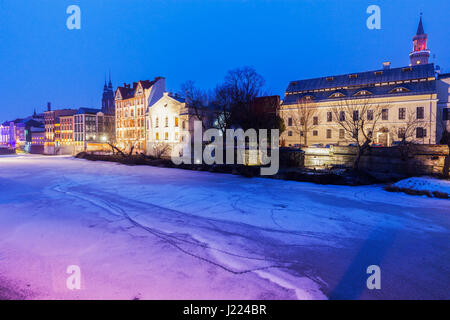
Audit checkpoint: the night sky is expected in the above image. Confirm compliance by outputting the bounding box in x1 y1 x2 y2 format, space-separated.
1 0 449 121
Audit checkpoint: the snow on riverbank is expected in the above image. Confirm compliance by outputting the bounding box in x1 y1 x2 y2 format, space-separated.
392 177 450 197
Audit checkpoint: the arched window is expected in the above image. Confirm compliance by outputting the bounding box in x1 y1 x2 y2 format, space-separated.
353 90 372 96
329 92 345 98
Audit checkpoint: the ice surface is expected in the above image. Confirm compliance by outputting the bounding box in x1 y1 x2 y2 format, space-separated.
0 155 449 299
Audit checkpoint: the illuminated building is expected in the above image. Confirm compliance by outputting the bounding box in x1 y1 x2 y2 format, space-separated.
280 15 449 147
115 77 165 153
409 14 430 66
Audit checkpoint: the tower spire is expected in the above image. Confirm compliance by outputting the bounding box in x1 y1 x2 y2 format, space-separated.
409 14 430 66
416 13 425 35
108 70 112 88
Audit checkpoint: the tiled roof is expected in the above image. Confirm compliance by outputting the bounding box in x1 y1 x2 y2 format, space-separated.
116 77 164 100
76 108 101 115
283 80 436 105
283 64 436 105
286 64 435 93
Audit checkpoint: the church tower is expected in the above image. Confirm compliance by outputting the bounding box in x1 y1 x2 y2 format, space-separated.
409 14 430 66
102 72 115 115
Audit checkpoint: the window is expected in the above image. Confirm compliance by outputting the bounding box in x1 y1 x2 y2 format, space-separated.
367 110 373 121
327 112 332 122
288 117 293 126
165 117 169 127
326 129 332 139
155 117 159 128
182 121 186 130
339 129 345 139
390 87 410 93
330 92 345 98
353 110 359 121
443 108 450 121
399 108 406 120
288 131 293 137
175 117 179 127
165 132 169 140
339 111 345 121
416 107 424 119
313 116 318 125
155 132 159 140
354 90 372 96
416 127 427 138
398 128 406 139
313 130 318 136
382 109 389 120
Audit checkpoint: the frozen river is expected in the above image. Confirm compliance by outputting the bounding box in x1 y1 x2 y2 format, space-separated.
0 155 449 299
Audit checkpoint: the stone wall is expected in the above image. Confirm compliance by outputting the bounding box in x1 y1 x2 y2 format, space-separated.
302 145 450 177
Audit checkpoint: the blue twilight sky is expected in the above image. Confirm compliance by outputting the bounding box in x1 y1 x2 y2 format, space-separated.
0 0 449 121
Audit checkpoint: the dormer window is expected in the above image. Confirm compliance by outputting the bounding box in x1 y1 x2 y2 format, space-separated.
354 90 372 96
374 71 383 76
349 74 358 79
389 87 410 93
329 92 345 98
303 95 314 101
402 67 412 72
326 77 334 81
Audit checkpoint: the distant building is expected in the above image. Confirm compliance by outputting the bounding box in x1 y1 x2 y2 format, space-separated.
44 104 77 154
73 108 114 145
250 95 280 116
60 115 75 145
281 15 448 147
102 73 115 115
30 127 45 154
115 77 165 153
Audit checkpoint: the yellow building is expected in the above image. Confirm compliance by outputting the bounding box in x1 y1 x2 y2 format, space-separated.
115 77 165 153
281 17 448 147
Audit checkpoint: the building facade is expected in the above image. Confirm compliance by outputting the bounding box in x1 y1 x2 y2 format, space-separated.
60 115 74 145
115 77 165 153
281 16 447 147
145 91 218 157
44 104 77 154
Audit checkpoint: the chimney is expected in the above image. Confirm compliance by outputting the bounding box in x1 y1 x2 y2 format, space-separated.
47 102 51 111
382 61 391 70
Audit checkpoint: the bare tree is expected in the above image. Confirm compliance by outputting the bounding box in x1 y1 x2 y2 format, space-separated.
152 142 171 159
221 66 265 130
393 109 425 160
331 99 387 170
286 97 319 146
211 84 234 136
180 81 210 130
